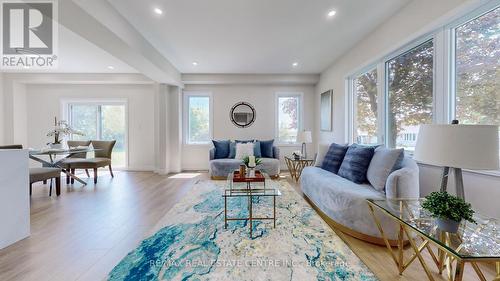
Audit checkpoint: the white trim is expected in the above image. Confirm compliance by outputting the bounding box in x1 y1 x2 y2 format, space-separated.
275 92 304 145
61 98 129 168
183 91 213 145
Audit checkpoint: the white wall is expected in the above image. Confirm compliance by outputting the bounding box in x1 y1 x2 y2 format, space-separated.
0 73 4 143
24 83 156 170
315 0 500 218
182 82 316 170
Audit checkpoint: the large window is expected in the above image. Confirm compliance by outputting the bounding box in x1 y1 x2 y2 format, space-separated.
185 93 211 144
387 40 434 151
353 68 379 145
276 93 302 143
68 103 127 167
454 6 500 157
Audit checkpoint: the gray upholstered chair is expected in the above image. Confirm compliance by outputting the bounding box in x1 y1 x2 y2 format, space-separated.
61 140 116 184
29 167 61 196
61 140 92 183
0 145 62 196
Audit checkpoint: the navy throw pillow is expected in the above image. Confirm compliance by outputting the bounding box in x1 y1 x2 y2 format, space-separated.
338 144 376 184
321 143 349 174
260 139 274 158
212 140 230 159
228 141 237 158
253 141 262 158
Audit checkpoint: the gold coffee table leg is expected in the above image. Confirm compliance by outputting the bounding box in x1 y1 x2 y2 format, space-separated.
273 196 276 228
249 194 253 238
224 196 227 229
494 262 500 281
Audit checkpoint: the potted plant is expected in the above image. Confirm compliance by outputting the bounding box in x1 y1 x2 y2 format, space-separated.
421 191 475 233
46 117 84 149
243 156 262 168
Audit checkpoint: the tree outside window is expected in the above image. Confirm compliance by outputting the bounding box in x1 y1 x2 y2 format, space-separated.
387 40 434 151
455 7 500 157
353 68 378 145
277 95 301 143
187 96 211 144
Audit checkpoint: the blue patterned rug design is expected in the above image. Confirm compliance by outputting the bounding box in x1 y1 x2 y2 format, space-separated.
108 180 378 281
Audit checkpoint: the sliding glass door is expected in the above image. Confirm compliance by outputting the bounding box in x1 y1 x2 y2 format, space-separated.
69 103 127 167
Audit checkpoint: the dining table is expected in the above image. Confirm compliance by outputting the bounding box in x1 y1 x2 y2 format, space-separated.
29 147 100 186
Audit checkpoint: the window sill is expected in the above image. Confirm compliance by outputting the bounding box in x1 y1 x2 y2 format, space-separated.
276 143 302 147
416 162 500 178
184 142 211 146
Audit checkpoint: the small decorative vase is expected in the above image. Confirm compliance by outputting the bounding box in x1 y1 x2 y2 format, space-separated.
49 143 63 149
239 164 246 176
436 218 461 233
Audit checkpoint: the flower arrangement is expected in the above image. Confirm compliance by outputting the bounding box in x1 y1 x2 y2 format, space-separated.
243 156 262 168
47 117 84 145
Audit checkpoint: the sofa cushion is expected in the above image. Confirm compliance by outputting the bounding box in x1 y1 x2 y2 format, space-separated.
253 141 262 158
212 140 230 159
338 144 375 184
260 139 274 158
235 142 254 160
228 141 237 158
320 143 348 174
367 147 404 191
315 143 330 167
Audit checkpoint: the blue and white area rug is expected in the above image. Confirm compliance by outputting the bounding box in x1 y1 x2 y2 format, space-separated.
108 179 378 281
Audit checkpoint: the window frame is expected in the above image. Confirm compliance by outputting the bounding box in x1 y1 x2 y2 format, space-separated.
347 65 382 145
345 1 500 174
183 91 213 145
384 37 436 150
275 92 304 145
62 98 129 168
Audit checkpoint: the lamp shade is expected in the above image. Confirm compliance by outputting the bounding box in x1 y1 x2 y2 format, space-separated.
297 131 312 143
414 124 499 170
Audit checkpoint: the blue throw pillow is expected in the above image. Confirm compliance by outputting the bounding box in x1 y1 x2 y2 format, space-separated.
253 141 262 158
260 139 274 158
321 143 349 174
338 144 376 184
212 140 230 159
228 141 237 158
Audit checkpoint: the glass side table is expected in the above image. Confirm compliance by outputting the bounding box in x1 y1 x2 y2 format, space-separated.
284 156 314 182
367 199 500 281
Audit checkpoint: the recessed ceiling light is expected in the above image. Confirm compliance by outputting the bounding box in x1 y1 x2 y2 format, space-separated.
327 10 337 17
154 8 163 15
292 62 299 67
107 66 114 70
192 61 198 66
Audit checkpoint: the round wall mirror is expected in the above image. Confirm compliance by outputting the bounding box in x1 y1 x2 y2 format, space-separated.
230 102 256 128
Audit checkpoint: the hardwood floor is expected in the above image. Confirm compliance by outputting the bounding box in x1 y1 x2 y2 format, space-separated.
0 171 495 281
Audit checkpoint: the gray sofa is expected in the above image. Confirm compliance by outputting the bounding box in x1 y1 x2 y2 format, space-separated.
301 143 419 244
209 147 281 179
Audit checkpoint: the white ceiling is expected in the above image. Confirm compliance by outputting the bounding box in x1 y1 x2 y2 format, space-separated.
108 0 411 74
1 23 138 74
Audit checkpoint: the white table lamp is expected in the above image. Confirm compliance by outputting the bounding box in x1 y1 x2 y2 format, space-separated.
414 122 499 199
297 131 312 159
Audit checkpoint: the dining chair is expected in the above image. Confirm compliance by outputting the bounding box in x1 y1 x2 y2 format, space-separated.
61 140 91 183
60 140 116 184
0 145 62 196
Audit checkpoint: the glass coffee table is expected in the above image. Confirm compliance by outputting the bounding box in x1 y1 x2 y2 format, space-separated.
223 171 281 238
367 199 500 281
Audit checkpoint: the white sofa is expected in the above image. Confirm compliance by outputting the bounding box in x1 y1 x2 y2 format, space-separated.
300 143 419 244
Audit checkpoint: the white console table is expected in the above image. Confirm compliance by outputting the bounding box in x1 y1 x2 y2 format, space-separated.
0 149 30 249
